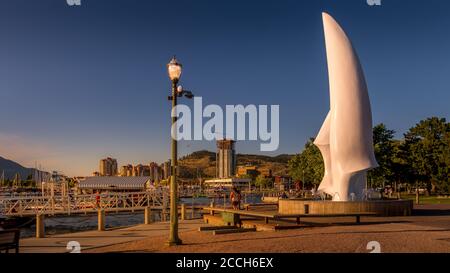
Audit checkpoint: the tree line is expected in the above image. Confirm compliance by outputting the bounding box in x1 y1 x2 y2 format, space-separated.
288 117 450 194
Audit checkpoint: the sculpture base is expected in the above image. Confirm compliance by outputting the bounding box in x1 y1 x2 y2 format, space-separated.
278 199 413 217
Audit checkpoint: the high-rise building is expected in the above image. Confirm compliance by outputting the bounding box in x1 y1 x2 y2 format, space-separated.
162 160 171 180
206 140 251 189
133 164 144 177
119 164 152 177
149 162 162 182
126 165 133 176
99 157 118 176
119 165 133 177
216 139 236 179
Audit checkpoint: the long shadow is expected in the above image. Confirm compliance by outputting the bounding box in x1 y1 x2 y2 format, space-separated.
413 209 450 216
122 228 170 232
185 228 450 247
298 220 412 227
242 217 412 227
48 235 146 239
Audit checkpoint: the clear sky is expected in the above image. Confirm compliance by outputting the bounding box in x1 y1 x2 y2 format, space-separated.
0 0 449 176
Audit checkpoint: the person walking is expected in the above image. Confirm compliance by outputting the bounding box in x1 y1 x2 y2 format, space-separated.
230 187 241 210
95 191 101 209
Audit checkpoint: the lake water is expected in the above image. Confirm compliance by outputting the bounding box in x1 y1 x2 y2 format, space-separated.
19 194 262 238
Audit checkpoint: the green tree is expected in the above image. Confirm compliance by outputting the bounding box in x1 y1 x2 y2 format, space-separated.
288 138 324 188
239 170 260 183
22 174 35 188
390 140 415 192
368 124 396 188
255 176 272 190
403 117 450 193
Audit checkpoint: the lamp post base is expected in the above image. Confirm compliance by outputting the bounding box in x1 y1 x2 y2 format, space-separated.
166 239 183 246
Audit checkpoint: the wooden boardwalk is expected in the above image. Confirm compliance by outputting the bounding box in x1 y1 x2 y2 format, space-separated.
19 219 206 253
0 191 203 217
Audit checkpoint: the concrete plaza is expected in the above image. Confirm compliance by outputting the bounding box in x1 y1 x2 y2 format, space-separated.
19 205 450 253
20 220 205 253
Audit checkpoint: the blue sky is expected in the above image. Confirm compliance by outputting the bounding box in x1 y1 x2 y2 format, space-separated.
0 0 449 176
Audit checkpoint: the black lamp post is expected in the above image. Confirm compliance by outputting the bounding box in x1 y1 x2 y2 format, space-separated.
166 56 194 246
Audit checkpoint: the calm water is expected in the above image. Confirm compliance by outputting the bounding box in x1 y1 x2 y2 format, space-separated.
19 194 262 238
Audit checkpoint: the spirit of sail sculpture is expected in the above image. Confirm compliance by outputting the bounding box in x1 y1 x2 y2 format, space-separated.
315 13 379 201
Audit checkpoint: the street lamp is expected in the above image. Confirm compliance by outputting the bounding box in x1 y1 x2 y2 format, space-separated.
167 57 182 82
166 56 194 246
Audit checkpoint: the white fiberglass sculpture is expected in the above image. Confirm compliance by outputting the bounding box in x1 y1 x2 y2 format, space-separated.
315 13 378 201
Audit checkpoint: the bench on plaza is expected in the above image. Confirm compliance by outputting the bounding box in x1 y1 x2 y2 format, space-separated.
0 229 21 253
243 203 278 211
203 207 378 226
204 207 276 226
275 213 378 225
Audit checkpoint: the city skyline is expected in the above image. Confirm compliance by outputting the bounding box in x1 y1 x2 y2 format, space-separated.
1 0 449 176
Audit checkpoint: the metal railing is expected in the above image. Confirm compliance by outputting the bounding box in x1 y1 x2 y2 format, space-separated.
0 190 169 217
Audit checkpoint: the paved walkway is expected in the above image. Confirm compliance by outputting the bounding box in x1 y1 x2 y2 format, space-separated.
88 215 450 253
19 205 450 253
20 220 205 253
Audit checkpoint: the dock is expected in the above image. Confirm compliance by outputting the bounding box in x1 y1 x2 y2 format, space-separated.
0 191 203 217
19 219 206 253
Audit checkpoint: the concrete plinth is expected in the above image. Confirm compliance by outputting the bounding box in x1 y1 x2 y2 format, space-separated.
144 207 152 225
278 199 413 216
98 209 105 231
181 204 186 220
36 214 45 238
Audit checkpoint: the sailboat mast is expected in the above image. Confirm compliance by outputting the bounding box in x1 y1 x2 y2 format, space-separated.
34 161 37 188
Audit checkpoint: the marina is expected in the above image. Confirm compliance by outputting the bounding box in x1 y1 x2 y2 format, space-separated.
0 187 263 238
0 0 449 259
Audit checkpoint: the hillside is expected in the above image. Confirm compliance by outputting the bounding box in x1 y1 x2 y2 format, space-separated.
0 156 42 180
179 150 293 179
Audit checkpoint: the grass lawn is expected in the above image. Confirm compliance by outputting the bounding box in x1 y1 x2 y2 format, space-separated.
401 194 450 205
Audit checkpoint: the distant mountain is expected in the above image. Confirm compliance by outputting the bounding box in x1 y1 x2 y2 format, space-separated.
178 150 294 179
0 156 43 180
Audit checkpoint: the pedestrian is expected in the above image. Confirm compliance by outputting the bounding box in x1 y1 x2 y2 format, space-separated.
230 187 241 210
95 191 101 208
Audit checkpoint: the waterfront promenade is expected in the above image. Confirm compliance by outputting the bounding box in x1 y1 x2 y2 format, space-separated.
87 214 450 253
20 219 205 253
19 205 450 253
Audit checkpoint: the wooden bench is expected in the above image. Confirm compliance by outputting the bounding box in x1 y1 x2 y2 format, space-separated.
203 207 378 226
0 229 20 253
243 203 278 211
274 213 378 225
204 207 276 218
203 207 276 226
